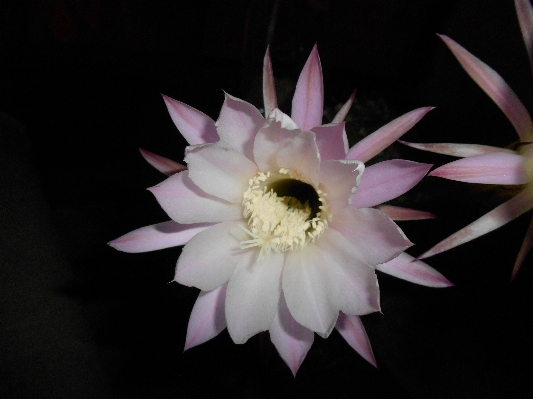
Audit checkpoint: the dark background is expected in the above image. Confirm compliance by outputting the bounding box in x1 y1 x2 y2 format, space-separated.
1 1 532 398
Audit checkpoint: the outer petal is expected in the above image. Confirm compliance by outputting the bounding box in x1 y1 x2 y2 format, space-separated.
335 313 377 367
139 148 186 175
346 107 434 163
185 143 258 203
512 214 533 279
312 123 349 161
263 47 278 117
319 160 364 214
351 160 432 208
291 44 324 131
109 221 213 253
175 221 249 291
376 205 436 221
216 93 265 161
429 152 529 185
332 90 356 124
276 130 320 186
331 207 412 266
439 34 533 142
399 141 515 157
226 252 284 344
148 171 242 224
516 0 533 75
184 283 227 351
162 94 219 144
419 189 533 260
253 109 300 171
376 252 453 288
270 294 314 377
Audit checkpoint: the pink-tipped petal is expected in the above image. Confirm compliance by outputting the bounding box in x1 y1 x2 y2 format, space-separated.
312 123 349 161
184 283 228 351
331 207 413 266
263 47 278 117
276 130 320 187
429 152 529 185
399 141 515 157
139 148 186 175
515 0 533 75
176 221 249 291
332 90 356 123
351 160 432 208
419 189 533 260
185 143 258 203
270 294 314 377
335 313 377 367
162 94 219 144
109 221 214 253
512 214 533 279
216 93 265 161
148 171 242 224
376 205 436 221
226 252 284 344
319 160 364 214
291 44 324 131
439 34 533 142
376 252 453 287
346 107 434 163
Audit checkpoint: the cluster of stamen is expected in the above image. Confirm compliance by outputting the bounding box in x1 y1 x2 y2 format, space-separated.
240 168 330 261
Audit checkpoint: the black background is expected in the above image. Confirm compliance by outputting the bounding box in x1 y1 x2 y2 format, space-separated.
1 1 532 398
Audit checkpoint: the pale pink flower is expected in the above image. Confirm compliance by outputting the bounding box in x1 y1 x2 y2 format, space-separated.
110 45 450 375
402 0 533 280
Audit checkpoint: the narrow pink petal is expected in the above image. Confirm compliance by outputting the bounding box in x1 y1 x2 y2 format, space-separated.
139 148 186 175
312 123 349 161
319 160 364 214
439 34 533 142
263 47 278 117
376 252 453 287
185 142 258 203
419 189 533 260
429 152 528 184
399 141 515 157
376 205 436 221
226 252 284 344
162 94 219 144
276 130 320 186
216 93 265 161
331 207 413 266
346 107 434 163
109 221 213 253
291 44 324 131
148 171 242 224
269 294 314 377
184 283 227 351
332 90 356 123
175 221 249 291
512 214 533 279
515 0 533 75
351 160 432 208
335 313 376 367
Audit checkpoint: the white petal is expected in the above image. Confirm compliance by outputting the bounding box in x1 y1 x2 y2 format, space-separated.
185 142 258 203
184 283 227 351
331 207 413 266
335 313 377 367
276 130 320 186
216 93 265 161
175 221 249 291
319 160 364 214
226 252 284 344
312 123 349 161
109 221 213 253
270 294 314 376
148 171 242 224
